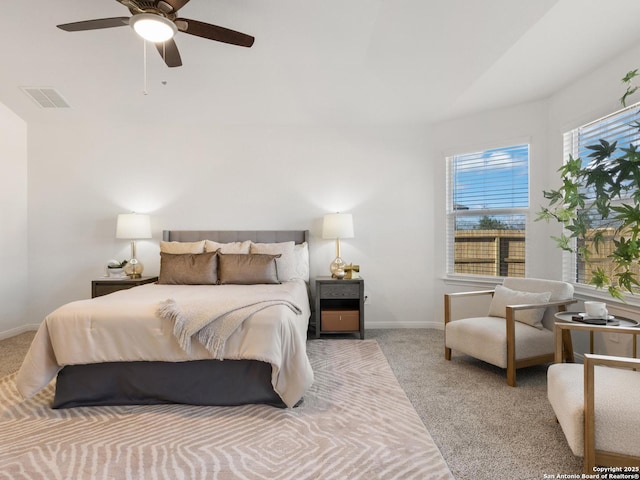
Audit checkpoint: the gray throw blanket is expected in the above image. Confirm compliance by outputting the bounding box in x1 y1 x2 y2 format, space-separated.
157 293 302 360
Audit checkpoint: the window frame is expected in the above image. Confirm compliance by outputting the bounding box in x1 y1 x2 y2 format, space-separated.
561 102 640 302
445 141 531 280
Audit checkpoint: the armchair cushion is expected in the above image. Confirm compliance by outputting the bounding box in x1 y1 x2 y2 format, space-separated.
488 284 551 329
446 316 554 368
548 363 640 458
502 278 574 330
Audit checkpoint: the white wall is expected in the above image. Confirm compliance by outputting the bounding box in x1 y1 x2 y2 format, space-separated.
8 41 640 338
0 103 28 337
24 121 437 330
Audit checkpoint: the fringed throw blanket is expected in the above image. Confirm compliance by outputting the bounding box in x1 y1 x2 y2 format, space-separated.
157 285 302 359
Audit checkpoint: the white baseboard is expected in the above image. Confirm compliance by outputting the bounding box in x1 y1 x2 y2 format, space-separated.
366 321 443 330
0 324 39 341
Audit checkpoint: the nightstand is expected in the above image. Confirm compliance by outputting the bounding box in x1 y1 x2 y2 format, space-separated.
91 276 158 298
314 276 365 339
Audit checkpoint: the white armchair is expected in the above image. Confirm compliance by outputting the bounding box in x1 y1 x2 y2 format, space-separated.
444 277 575 386
548 352 640 473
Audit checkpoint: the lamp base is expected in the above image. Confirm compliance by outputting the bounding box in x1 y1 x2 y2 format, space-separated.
125 258 144 279
330 257 346 279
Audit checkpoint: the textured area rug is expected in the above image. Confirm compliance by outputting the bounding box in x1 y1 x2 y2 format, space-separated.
0 339 453 480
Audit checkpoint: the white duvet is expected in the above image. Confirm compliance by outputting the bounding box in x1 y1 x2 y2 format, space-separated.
16 279 314 408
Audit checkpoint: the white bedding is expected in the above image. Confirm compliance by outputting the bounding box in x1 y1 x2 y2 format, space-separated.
16 279 313 408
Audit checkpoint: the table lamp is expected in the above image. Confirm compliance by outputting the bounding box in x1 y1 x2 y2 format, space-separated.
322 213 354 279
116 213 151 279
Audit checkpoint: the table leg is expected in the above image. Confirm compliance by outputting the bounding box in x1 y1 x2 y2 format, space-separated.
562 329 574 363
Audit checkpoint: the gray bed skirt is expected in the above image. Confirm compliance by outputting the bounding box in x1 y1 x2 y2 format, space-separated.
53 359 287 409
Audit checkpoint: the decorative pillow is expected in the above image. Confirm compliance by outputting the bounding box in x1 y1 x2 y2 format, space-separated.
488 284 552 329
250 241 295 282
158 251 218 285
292 242 310 282
218 253 281 285
204 240 251 254
160 240 205 254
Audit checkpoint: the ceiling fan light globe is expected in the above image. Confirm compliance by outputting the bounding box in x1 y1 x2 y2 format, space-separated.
130 14 177 43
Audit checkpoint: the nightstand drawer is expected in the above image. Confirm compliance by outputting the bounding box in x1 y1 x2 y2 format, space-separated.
319 283 360 299
321 309 359 331
91 276 158 298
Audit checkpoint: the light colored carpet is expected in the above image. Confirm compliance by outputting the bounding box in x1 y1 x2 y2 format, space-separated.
0 339 453 480
0 331 33 378
369 329 583 480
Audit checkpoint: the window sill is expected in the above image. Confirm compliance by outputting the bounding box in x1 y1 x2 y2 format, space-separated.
443 275 503 289
572 283 640 313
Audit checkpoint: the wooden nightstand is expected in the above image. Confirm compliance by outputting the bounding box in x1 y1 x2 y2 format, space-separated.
314 276 365 339
91 276 158 298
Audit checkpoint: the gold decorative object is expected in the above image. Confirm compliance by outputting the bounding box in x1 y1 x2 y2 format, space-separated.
344 264 360 279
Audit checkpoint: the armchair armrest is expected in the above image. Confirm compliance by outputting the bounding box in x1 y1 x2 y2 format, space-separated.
444 289 495 325
583 354 640 472
445 289 495 299
505 298 576 312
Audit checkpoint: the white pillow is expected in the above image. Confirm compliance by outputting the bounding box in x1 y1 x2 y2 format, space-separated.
488 284 551 329
292 242 310 282
250 241 296 282
159 240 205 254
204 240 251 254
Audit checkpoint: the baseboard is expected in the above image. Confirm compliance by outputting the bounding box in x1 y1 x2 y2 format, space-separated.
0 324 39 341
366 321 444 330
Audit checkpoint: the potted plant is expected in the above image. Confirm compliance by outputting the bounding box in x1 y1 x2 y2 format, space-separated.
537 71 640 300
107 259 128 278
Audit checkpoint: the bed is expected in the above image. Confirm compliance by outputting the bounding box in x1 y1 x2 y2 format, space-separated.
16 230 313 409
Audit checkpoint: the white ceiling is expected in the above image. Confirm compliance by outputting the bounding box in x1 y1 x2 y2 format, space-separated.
2 0 640 126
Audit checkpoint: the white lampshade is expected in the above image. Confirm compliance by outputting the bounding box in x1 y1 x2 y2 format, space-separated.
130 14 177 43
116 213 152 239
322 213 354 239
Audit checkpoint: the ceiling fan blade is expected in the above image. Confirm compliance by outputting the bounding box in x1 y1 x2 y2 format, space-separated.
177 18 254 47
57 17 130 32
156 0 191 14
155 39 182 67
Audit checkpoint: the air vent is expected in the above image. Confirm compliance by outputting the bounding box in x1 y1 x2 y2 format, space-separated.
20 87 70 109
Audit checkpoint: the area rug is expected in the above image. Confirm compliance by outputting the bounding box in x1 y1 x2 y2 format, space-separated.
0 339 453 480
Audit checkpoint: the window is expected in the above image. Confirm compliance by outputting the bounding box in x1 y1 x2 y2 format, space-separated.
446 144 529 277
563 104 640 288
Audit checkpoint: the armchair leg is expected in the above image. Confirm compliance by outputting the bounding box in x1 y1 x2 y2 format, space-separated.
445 347 451 360
507 363 516 387
506 306 516 387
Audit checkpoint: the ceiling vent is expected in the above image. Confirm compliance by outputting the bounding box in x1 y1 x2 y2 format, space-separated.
20 87 70 109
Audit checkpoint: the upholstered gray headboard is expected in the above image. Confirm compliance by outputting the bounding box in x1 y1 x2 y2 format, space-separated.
162 230 309 245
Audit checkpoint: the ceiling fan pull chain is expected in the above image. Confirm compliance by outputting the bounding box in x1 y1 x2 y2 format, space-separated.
143 39 148 96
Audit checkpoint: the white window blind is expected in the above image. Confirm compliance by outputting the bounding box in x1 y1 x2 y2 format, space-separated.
562 103 640 286
446 144 529 278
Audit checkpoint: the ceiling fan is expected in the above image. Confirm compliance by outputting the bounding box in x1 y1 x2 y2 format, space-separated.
56 0 255 68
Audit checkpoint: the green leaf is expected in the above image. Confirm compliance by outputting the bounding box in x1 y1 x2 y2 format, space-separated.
608 285 624 301
622 69 639 83
589 268 609 289
621 86 638 107
586 139 617 162
590 229 606 253
542 189 563 205
616 270 640 293
551 234 573 252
